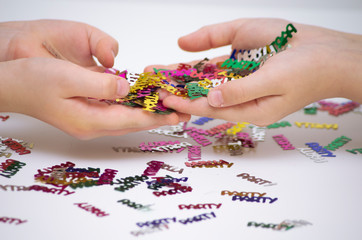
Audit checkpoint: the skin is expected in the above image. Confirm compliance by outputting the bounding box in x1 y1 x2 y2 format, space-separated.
152 18 362 126
0 20 190 139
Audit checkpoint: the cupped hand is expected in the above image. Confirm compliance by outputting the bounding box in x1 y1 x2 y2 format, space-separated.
0 58 189 139
159 18 362 125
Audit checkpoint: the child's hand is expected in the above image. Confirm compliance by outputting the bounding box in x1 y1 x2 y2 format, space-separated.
0 58 188 139
0 20 190 139
161 18 362 125
0 19 117 70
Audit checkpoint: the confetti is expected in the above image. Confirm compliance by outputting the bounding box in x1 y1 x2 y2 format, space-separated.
178 203 222 210
346 148 362 154
272 134 295 150
178 212 216 225
295 122 338 130
0 159 26 178
247 221 295 231
236 173 272 185
74 202 109 217
232 195 278 204
324 136 352 151
221 190 266 198
297 148 327 163
117 199 152 211
305 142 336 157
0 217 27 225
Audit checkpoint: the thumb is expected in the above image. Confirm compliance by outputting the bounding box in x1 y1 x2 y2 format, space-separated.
58 60 129 100
87 25 119 68
207 57 284 107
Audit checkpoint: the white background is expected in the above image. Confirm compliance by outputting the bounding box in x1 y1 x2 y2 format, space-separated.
0 0 362 240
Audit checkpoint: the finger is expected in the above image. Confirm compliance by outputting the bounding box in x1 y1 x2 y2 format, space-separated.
87 24 119 68
178 19 241 52
64 101 183 137
230 18 296 50
162 95 255 122
176 112 191 122
178 18 293 52
90 101 181 129
54 60 130 99
90 124 169 139
162 94 287 125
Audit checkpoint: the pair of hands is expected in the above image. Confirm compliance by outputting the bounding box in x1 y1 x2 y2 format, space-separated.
1 19 361 139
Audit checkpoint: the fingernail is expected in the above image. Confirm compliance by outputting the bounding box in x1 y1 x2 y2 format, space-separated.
117 78 129 97
208 90 224 107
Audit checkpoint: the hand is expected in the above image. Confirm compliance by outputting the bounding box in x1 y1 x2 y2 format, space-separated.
0 20 190 139
159 18 362 125
0 19 118 70
0 58 189 139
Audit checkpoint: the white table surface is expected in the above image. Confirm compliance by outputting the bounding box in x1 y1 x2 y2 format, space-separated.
0 0 362 239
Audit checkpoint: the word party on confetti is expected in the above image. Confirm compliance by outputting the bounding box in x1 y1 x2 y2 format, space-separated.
247 221 294 231
113 175 149 192
319 100 359 116
184 159 233 168
221 190 266 198
1 138 31 155
346 148 362 154
232 195 278 204
160 163 184 174
130 224 169 237
0 115 9 122
236 173 273 185
247 219 312 231
136 212 217 227
267 121 292 129
118 199 152 211
153 183 192 197
178 203 222 210
0 159 26 178
324 136 351 151
298 148 327 163
272 134 295 150
0 184 74 196
305 142 336 157
146 175 188 190
0 217 27 225
74 202 109 217
295 122 338 130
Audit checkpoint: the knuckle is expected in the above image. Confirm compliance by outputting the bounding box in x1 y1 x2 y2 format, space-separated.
8 35 32 59
250 109 281 127
67 127 94 140
101 76 117 98
222 84 246 106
